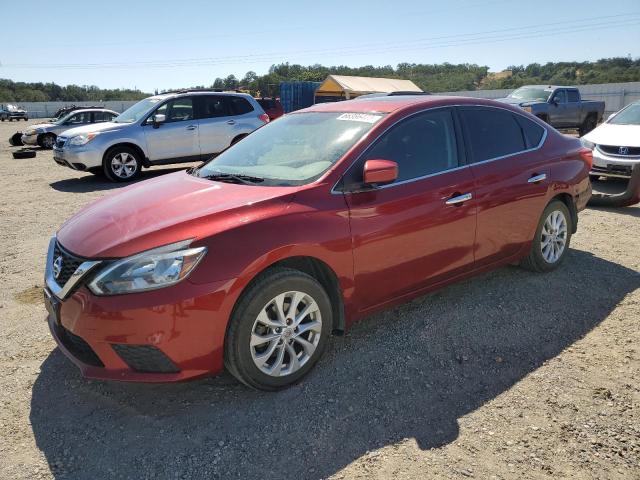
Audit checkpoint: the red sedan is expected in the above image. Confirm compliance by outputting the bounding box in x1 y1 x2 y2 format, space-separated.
44 95 592 390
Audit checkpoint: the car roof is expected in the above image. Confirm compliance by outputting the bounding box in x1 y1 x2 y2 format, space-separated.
66 108 117 113
151 91 255 100
517 85 577 90
302 95 519 114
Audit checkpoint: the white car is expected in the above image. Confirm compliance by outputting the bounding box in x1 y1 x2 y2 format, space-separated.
21 108 118 149
581 101 640 179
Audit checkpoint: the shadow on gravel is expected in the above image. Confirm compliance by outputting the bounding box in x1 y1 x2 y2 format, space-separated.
49 167 190 193
30 250 640 479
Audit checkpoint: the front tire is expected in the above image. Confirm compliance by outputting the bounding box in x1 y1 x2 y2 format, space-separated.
225 268 332 390
37 133 56 149
103 146 142 182
520 200 572 272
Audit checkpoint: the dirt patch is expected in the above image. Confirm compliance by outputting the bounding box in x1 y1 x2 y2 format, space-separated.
14 286 44 305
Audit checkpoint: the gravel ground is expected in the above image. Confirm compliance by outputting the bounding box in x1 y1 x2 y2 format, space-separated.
0 120 638 480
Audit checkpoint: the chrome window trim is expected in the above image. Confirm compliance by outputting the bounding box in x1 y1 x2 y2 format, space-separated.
45 236 102 300
331 103 548 195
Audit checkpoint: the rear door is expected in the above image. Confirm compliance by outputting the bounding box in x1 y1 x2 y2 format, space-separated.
143 97 200 162
343 108 477 311
195 95 236 156
458 106 549 267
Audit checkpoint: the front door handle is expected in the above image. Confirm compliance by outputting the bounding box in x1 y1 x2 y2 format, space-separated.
445 192 473 206
528 173 546 184
226 120 236 125
186 125 197 131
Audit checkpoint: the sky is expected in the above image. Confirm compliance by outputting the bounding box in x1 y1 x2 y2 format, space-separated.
1 0 639 92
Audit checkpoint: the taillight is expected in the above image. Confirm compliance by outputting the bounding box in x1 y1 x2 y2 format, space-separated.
258 113 270 123
578 147 593 170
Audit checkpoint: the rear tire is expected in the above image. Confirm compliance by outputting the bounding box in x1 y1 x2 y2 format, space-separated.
579 115 597 136
103 146 142 182
520 200 572 272
224 268 332 390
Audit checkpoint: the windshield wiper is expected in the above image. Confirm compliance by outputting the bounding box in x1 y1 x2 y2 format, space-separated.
201 172 265 184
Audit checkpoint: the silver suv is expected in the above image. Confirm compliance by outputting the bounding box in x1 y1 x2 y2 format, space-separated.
22 108 118 149
52 91 269 182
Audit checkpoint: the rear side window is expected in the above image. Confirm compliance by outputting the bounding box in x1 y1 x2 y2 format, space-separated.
227 97 254 115
459 108 526 162
359 109 459 184
515 115 545 149
567 90 580 102
200 96 228 118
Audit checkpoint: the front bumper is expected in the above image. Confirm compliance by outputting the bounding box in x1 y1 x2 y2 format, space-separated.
591 148 640 178
53 145 103 171
21 134 38 146
45 277 235 382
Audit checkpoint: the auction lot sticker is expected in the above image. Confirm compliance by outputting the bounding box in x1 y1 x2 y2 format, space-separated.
337 113 383 123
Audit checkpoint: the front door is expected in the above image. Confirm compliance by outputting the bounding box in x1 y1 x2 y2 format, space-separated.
548 89 570 127
143 97 200 162
342 108 477 311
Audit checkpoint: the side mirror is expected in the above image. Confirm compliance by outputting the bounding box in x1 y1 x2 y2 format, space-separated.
152 113 166 128
551 98 558 106
363 159 398 186
607 113 615 122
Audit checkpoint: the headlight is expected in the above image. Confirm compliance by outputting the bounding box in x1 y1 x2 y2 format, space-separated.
25 129 36 135
580 138 596 150
521 106 532 113
88 240 207 295
68 133 98 146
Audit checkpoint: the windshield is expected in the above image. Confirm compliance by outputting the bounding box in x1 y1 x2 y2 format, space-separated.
113 97 162 123
508 87 551 102
197 112 383 186
609 103 640 125
53 112 77 125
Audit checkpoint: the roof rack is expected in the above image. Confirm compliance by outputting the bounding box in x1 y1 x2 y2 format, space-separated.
158 89 246 95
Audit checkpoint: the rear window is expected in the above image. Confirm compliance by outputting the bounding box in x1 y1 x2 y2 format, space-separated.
460 107 526 162
227 97 254 115
567 90 580 102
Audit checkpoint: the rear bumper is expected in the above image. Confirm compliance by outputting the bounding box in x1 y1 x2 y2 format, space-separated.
46 279 235 382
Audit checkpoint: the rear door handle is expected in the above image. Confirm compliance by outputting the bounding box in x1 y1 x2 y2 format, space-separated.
445 193 473 206
528 173 546 184
226 120 236 125
186 125 197 131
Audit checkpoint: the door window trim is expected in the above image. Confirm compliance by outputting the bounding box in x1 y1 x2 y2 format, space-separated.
331 104 547 194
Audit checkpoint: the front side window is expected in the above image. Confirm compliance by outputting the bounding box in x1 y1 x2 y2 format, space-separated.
356 109 459 185
66 112 92 124
197 112 382 185
150 98 194 123
460 107 526 162
553 90 567 104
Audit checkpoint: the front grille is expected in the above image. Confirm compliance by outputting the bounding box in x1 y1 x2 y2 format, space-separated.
55 323 104 367
112 344 180 373
52 242 83 286
598 145 640 156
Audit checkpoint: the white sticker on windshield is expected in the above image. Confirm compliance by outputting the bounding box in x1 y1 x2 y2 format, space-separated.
337 113 382 124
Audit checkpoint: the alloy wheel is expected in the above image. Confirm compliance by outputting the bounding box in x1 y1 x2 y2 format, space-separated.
540 210 567 263
250 291 322 377
110 152 138 179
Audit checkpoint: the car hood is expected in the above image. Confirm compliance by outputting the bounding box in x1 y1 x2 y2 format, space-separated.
59 121 126 138
56 171 297 258
28 122 56 131
583 123 640 147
